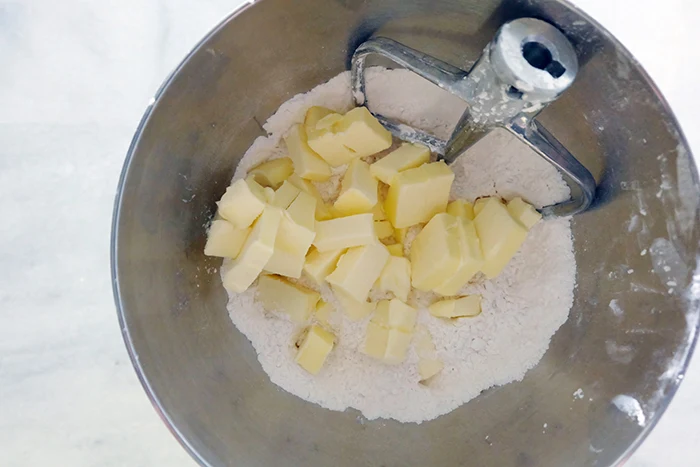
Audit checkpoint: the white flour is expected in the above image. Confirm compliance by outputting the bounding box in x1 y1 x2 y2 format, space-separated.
223 68 576 423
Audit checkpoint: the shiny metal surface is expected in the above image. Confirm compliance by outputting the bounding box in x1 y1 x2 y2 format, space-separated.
351 19 595 216
112 1 700 466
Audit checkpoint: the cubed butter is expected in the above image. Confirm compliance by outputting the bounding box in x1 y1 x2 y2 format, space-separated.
303 247 345 284
285 124 332 181
410 213 461 291
258 274 320 323
372 203 386 221
507 197 542 229
304 106 336 131
271 180 301 209
334 159 378 216
372 299 417 333
217 178 267 229
385 161 455 228
433 219 484 296
295 324 335 375
369 142 431 184
315 300 334 324
414 325 437 358
264 211 316 279
333 288 375 321
418 358 444 381
204 219 250 258
286 174 335 221
446 199 475 220
248 157 294 189
377 256 411 301
363 322 412 364
287 191 317 231
334 107 393 158
313 213 375 252
315 113 343 130
386 243 404 257
222 206 283 292
394 227 408 244
474 198 528 278
326 243 389 302
374 220 394 239
473 197 492 217
429 295 482 318
306 130 359 167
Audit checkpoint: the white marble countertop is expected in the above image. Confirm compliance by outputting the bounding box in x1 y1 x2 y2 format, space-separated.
0 0 698 465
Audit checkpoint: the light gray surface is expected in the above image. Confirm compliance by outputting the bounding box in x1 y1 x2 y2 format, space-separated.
0 0 698 465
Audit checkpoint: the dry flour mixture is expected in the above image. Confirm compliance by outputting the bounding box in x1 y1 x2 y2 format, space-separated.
221 68 575 423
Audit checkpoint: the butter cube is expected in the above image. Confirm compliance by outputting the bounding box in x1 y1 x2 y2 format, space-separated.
474 198 528 278
264 211 315 279
386 243 404 257
372 299 417 332
414 325 437 358
377 256 411 301
410 213 461 291
295 324 335 374
433 219 484 296
334 288 375 321
306 129 359 167
370 142 431 184
315 300 334 324
334 159 378 216
217 178 267 229
248 157 294 189
374 220 394 239
285 124 332 181
315 201 336 221
258 275 320 322
473 197 492 217
304 106 336 131
385 161 455 228
287 191 317 231
271 180 301 209
418 358 444 381
286 174 335 221
313 213 375 252
326 243 389 302
223 206 283 292
363 323 412 364
204 220 250 258
303 247 345 284
429 295 482 318
334 107 393 158
447 199 475 220
507 197 542 229
394 227 408 244
315 113 343 130
372 203 386 221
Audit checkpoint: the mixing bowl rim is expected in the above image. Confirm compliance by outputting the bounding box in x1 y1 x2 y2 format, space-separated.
110 1 700 466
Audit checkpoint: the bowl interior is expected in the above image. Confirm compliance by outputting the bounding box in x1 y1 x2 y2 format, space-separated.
113 0 700 465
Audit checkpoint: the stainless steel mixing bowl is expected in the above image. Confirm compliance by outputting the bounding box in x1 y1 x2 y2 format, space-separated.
111 1 700 465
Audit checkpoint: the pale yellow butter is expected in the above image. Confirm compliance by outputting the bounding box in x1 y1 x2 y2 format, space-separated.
386 243 404 257
264 211 315 279
204 220 251 258
473 197 491 217
446 199 475 220
372 203 386 221
410 213 461 291
334 107 393 158
306 129 359 167
429 295 482 318
315 113 343 130
507 197 542 229
333 287 375 320
377 256 411 301
303 106 336 131
257 274 320 323
474 198 528 278
286 174 335 221
418 358 444 381
334 159 378 216
287 191 317 231
295 324 335 374
313 213 375 252
369 142 431 184
394 227 408 244
303 247 345 284
385 161 455 228
433 219 484 295
326 243 389 302
216 178 267 229
284 124 332 181
248 157 294 189
374 220 394 239
363 322 390 360
223 206 283 292
315 300 334 324
271 180 302 209
372 299 417 333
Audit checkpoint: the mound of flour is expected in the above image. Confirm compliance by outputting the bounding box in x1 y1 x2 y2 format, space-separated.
222 68 575 423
